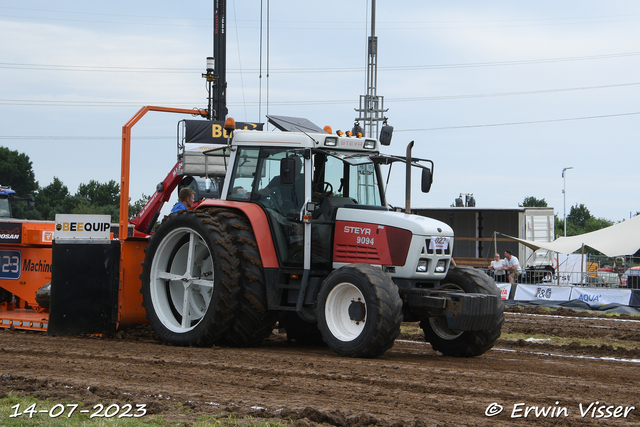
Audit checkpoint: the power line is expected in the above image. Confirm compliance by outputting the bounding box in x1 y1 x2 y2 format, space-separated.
3 8 640 31
397 111 640 132
0 13 212 28
1 80 639 108
388 81 640 102
3 5 640 27
0 6 208 22
3 111 639 141
2 50 640 74
0 62 195 73
0 136 172 140
0 99 202 107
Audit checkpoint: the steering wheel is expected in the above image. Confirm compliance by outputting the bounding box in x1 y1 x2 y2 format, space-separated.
262 189 282 212
316 181 333 194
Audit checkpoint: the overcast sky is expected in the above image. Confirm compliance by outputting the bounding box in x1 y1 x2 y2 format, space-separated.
1 1 639 224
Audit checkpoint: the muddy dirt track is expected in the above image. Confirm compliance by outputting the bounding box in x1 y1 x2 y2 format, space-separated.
0 307 639 426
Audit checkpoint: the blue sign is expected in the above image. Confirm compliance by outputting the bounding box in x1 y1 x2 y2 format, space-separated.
0 250 21 280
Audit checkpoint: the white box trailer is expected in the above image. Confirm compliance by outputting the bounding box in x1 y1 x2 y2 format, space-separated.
411 207 555 268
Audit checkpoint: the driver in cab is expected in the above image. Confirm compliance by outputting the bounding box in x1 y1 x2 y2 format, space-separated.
259 155 305 213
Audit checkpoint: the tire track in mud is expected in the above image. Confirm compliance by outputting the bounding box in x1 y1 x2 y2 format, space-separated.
503 312 640 344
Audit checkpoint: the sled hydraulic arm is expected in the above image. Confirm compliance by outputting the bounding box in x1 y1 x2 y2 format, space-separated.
128 163 182 237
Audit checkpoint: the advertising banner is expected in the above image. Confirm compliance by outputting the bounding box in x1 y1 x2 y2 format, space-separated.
496 283 512 300
570 287 632 307
630 290 640 308
556 254 585 285
184 120 263 145
55 214 111 242
0 222 22 244
513 284 573 302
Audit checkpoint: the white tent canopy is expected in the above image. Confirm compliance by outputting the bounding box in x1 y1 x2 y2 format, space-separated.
502 214 640 257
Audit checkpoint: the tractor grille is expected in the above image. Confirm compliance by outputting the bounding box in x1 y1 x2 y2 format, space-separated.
424 238 452 256
334 244 381 264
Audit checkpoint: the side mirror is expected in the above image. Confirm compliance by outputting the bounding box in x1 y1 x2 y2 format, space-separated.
421 168 432 193
280 157 296 185
27 194 35 210
379 125 393 146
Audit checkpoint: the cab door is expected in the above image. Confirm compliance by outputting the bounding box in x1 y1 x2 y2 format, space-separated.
227 146 307 268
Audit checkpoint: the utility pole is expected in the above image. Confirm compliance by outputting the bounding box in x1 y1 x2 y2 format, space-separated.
562 167 573 237
354 0 388 138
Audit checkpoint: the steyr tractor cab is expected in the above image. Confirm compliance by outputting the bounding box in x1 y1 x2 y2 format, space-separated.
140 124 503 358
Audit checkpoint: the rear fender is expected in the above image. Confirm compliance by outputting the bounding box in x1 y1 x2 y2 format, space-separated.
196 200 278 268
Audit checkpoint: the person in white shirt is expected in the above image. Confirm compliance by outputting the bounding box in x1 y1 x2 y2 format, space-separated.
503 250 522 283
488 253 505 279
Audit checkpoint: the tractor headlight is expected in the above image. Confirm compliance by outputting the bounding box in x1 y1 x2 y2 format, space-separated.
324 137 337 147
364 139 376 149
416 259 428 272
435 260 446 273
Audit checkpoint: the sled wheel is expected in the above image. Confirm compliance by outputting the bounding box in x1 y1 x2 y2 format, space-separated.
317 264 402 358
220 211 278 347
280 312 324 345
141 209 239 346
421 266 504 357
35 282 51 309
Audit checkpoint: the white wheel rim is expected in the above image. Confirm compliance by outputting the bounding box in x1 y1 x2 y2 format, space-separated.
324 282 366 342
429 283 464 340
150 227 214 333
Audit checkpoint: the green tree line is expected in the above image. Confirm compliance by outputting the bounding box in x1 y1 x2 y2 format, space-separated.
1 147 149 221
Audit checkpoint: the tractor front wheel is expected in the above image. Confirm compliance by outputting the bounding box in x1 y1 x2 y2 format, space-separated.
317 264 402 358
421 266 504 357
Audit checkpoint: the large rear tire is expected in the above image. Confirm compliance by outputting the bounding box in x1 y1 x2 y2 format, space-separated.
421 266 504 357
219 211 278 347
317 264 402 358
141 209 240 346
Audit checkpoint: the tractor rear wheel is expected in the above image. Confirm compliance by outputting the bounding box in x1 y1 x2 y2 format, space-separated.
219 211 278 347
317 264 402 358
420 266 504 357
141 209 240 346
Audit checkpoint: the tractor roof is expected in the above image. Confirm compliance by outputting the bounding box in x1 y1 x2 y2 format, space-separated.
231 129 381 153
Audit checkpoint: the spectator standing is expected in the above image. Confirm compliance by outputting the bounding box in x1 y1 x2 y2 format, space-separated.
503 250 522 283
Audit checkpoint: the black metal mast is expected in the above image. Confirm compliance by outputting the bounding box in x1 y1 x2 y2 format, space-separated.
213 0 228 120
